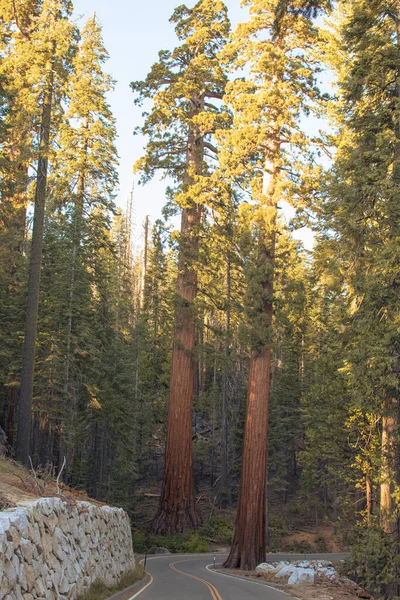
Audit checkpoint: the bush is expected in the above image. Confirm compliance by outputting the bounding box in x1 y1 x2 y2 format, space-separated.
200 516 234 545
344 525 400 599
314 534 329 553
132 530 210 554
280 539 314 553
268 513 289 550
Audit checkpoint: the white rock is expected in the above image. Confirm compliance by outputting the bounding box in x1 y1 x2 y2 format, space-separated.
288 568 315 585
19 539 34 563
33 576 46 597
24 565 35 592
4 560 17 588
296 560 311 568
0 574 10 598
275 564 297 579
317 566 338 581
0 516 11 535
256 563 278 574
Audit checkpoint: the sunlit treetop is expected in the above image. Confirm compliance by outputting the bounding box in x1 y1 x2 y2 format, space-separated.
131 0 231 187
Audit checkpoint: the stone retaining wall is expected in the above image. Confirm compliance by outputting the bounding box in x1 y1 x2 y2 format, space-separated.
0 498 135 600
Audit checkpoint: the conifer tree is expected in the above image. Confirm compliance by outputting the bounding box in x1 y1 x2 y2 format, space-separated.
0 0 40 440
325 1 400 589
131 0 230 533
219 0 323 569
12 0 76 465
52 14 118 469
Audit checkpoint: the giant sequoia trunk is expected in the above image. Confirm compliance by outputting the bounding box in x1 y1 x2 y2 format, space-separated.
224 138 279 570
152 120 203 534
224 349 271 569
16 72 54 466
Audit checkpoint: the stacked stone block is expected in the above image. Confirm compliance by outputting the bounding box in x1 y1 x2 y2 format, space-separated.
0 498 135 599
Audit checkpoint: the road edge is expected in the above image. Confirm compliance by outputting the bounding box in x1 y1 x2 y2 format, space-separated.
106 566 153 600
205 564 301 600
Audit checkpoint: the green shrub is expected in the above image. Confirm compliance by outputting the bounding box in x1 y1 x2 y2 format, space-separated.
132 530 210 554
280 539 314 553
344 525 400 599
314 534 329 553
200 516 234 545
268 513 289 550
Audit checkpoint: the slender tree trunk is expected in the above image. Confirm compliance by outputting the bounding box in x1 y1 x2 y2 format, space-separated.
224 138 280 570
144 215 149 281
152 110 203 533
59 170 85 475
220 254 231 507
380 398 399 534
16 71 54 466
380 396 400 598
366 475 373 526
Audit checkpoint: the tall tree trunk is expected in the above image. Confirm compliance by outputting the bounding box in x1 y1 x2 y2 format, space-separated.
380 396 400 598
380 14 400 597
59 170 85 476
220 254 231 507
152 116 203 533
380 398 399 535
16 71 54 466
224 138 279 570
151 203 202 533
224 349 271 569
366 475 373 526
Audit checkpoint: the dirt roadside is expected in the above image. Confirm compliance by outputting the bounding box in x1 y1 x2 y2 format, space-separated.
0 456 103 508
219 567 373 600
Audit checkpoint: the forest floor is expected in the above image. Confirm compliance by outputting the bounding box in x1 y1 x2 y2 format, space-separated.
222 568 373 600
133 484 348 556
0 456 102 509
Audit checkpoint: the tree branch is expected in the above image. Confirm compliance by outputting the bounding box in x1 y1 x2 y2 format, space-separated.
203 141 218 155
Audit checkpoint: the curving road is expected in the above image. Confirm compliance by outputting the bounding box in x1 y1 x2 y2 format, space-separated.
135 552 349 599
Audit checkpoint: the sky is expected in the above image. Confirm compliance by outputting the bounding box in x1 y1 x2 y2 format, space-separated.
73 0 314 249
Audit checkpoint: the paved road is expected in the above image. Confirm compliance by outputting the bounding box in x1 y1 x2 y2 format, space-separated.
137 553 350 600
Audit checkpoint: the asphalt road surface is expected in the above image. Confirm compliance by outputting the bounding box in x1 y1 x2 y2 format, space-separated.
137 552 350 600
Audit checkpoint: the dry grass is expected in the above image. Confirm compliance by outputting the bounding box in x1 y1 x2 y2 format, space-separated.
77 563 146 600
0 490 12 510
0 455 105 508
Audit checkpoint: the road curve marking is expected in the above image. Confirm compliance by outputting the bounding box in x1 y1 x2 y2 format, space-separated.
127 573 153 599
170 560 223 600
205 564 301 600
125 559 154 599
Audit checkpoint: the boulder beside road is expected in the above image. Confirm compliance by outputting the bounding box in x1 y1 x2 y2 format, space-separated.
255 559 339 585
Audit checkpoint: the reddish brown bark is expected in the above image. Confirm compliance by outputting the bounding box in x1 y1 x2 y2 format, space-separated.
151 203 201 533
224 134 280 570
224 350 271 569
150 65 206 531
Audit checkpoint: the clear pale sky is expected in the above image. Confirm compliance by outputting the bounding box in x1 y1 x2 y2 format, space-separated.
73 0 313 249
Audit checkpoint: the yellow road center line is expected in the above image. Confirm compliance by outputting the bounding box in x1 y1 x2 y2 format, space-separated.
169 560 223 600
